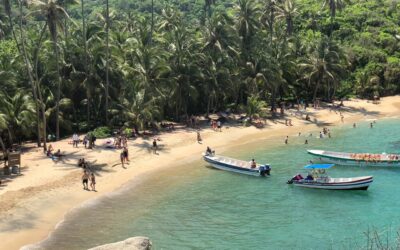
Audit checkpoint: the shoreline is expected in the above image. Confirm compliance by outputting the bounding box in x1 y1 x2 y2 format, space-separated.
1 96 400 250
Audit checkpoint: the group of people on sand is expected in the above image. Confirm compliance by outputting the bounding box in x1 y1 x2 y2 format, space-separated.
78 158 89 169
211 120 222 132
46 144 62 159
82 170 96 191
114 135 128 149
161 122 175 131
71 133 96 149
187 115 199 128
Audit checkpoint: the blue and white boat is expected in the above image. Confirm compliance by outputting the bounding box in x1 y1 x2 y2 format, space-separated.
287 164 373 190
203 153 271 177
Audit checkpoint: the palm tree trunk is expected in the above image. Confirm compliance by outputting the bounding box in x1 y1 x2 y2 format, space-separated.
16 0 41 146
313 79 320 105
33 23 48 151
0 135 6 159
7 128 13 147
54 36 61 140
81 0 90 128
150 0 154 44
105 0 110 125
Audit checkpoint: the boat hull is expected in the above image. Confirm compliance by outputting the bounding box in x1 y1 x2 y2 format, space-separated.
291 176 373 190
308 150 400 167
203 155 269 177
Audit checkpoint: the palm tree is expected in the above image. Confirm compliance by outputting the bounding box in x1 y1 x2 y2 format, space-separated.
275 0 298 36
204 0 216 20
323 0 349 19
3 0 38 145
105 0 110 125
245 96 267 122
114 86 162 130
80 0 90 125
260 0 278 41
323 0 349 36
300 37 346 104
0 113 7 154
150 0 154 44
32 0 69 140
0 91 36 146
234 0 260 55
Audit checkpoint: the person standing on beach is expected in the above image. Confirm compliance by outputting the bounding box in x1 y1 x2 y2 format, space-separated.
153 139 158 154
120 150 125 167
83 135 88 148
123 147 129 163
197 131 202 143
305 139 308 144
370 122 373 128
90 173 96 191
82 171 89 190
217 121 222 132
285 136 288 144
72 133 79 147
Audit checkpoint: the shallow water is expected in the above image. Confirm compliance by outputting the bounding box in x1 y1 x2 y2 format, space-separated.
33 119 400 249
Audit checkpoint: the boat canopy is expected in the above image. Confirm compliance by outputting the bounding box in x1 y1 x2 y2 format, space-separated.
304 164 334 169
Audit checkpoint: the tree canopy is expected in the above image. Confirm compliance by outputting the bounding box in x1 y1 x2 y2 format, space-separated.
0 0 399 148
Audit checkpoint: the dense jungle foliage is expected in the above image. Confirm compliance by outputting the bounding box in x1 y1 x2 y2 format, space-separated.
0 0 399 149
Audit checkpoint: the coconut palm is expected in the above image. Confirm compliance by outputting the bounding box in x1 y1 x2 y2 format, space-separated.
31 0 69 140
234 0 260 55
275 0 298 36
300 37 346 104
105 0 110 124
204 0 216 20
323 0 349 18
113 86 162 130
0 112 7 154
260 0 279 41
245 95 267 122
0 91 36 146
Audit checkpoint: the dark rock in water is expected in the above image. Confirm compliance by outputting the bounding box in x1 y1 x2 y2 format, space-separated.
88 236 152 250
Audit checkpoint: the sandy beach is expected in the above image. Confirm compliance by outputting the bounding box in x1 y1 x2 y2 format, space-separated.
1 96 400 250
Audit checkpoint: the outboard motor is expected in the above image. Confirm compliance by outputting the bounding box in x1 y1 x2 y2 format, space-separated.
259 165 271 177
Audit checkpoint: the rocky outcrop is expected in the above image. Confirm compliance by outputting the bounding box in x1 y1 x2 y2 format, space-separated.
88 236 152 250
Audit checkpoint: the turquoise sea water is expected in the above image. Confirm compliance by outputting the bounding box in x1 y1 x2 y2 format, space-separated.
34 119 400 249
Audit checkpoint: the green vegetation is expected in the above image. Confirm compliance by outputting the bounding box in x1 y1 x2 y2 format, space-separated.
0 0 399 149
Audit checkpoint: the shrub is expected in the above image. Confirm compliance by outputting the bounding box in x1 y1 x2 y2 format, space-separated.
91 126 112 139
